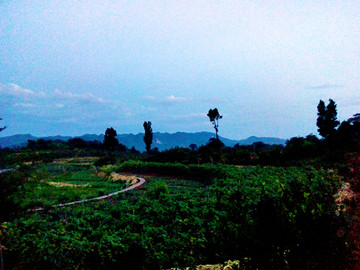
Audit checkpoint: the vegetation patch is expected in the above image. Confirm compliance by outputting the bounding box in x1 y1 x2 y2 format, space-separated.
109 172 138 184
1 162 348 269
47 181 89 188
170 260 242 270
10 162 129 210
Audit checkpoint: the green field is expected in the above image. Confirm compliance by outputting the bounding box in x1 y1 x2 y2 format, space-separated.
15 160 130 210
1 160 348 269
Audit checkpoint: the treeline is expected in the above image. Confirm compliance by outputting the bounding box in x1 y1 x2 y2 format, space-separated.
1 98 359 170
0 134 325 168
147 131 356 167
148 99 360 169
0 137 140 167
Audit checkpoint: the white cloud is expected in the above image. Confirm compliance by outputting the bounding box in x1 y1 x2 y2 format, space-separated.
166 95 188 103
143 94 192 105
0 83 36 99
0 83 108 107
53 89 106 104
8 83 35 96
308 83 345 90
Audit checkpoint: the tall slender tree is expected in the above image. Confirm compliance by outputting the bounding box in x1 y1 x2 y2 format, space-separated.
207 108 222 140
316 99 340 138
143 121 153 153
316 100 326 136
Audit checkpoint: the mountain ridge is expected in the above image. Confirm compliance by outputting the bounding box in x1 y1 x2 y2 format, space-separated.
0 132 286 151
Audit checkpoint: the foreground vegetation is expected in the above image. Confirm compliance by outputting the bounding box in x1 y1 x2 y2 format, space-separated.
0 159 350 269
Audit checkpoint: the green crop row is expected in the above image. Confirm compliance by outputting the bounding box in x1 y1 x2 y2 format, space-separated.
115 160 233 183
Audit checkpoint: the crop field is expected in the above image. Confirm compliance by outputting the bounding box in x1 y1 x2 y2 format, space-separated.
14 159 131 210
1 160 349 269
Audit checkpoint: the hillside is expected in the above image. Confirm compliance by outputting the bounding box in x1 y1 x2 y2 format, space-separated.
0 132 286 151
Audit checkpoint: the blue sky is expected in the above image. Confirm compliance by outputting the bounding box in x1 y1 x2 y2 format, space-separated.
1 1 359 139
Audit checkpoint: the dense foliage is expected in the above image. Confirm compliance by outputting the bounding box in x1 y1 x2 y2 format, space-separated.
0 170 27 222
1 162 347 269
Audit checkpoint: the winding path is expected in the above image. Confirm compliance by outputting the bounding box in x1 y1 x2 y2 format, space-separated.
0 168 146 212
0 168 16 174
31 176 146 212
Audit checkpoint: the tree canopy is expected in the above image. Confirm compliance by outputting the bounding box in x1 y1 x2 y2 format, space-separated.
104 127 118 149
207 108 222 140
316 99 339 138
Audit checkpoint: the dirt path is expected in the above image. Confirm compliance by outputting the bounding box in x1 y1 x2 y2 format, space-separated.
0 168 15 174
30 176 146 212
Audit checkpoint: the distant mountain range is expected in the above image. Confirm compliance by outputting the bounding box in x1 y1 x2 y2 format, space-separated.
0 132 286 151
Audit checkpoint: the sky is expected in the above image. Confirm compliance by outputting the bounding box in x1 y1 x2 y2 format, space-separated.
0 0 359 140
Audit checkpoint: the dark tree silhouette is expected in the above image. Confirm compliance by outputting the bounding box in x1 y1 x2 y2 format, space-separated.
143 121 153 153
316 99 339 138
316 100 326 135
67 138 87 148
342 113 360 150
189 144 198 151
0 118 6 132
349 113 360 138
207 108 222 140
349 113 360 125
104 127 118 149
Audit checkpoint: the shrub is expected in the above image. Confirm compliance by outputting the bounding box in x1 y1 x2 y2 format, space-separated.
0 170 27 221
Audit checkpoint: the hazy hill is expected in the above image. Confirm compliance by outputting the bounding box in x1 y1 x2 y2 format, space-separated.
0 134 37 148
0 132 286 151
